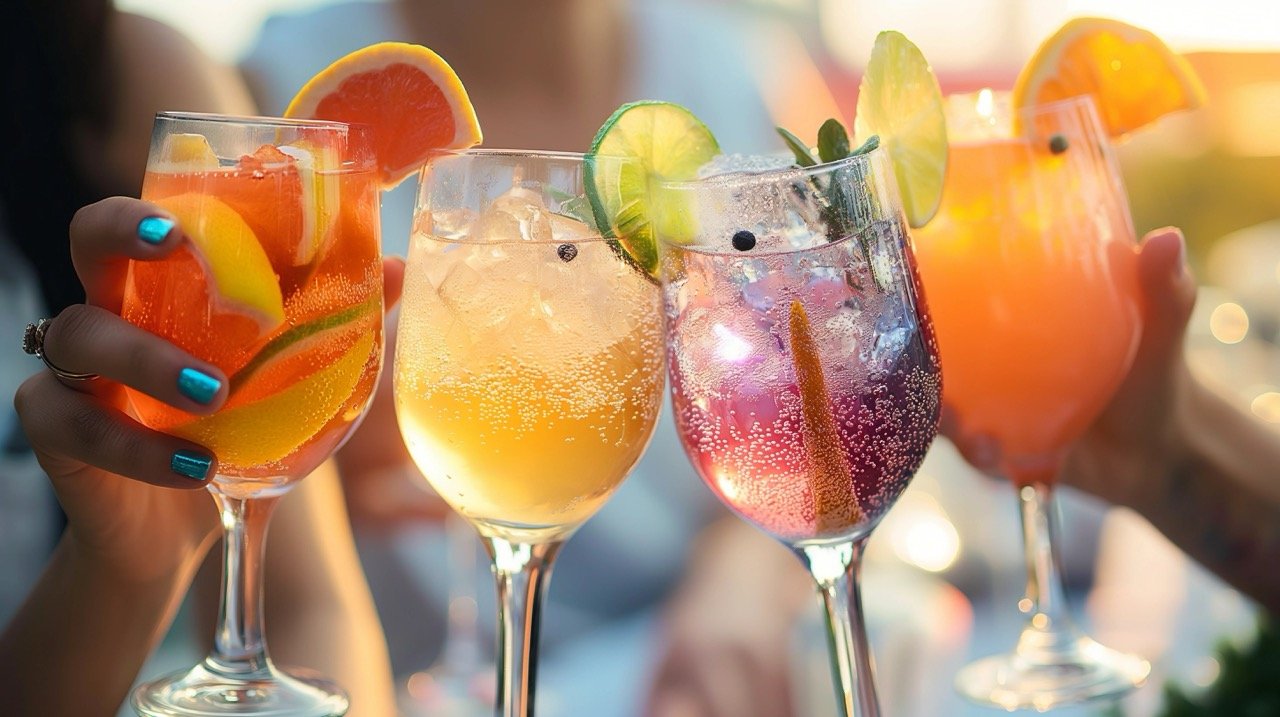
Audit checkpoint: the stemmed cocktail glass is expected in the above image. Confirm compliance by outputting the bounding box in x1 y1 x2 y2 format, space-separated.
658 149 943 716
394 150 664 717
913 92 1151 709
129 113 385 716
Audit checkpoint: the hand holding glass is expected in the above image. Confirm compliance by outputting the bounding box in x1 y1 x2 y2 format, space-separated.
128 113 383 717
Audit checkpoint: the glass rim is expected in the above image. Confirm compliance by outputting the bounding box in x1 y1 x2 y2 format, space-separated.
655 145 886 192
424 147 644 165
945 90 1102 120
155 111 368 133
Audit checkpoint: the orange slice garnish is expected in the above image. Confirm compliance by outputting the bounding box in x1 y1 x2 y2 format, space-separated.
1012 17 1207 137
789 300 862 533
174 331 375 468
285 42 482 188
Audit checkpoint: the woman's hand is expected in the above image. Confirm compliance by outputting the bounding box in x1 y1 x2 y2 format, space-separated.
942 227 1197 490
645 519 811 717
14 197 229 580
13 197 413 576
1060 227 1197 506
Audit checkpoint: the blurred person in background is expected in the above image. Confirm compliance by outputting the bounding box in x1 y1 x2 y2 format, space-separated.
0 2 395 714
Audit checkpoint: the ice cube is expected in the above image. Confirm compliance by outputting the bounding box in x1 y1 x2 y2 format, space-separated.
867 296 915 373
469 186 553 243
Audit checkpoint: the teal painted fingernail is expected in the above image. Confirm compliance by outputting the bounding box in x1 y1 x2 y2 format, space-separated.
178 368 221 405
137 216 175 244
171 450 212 480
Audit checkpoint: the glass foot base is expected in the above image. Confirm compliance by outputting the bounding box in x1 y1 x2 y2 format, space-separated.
132 663 349 717
955 636 1150 711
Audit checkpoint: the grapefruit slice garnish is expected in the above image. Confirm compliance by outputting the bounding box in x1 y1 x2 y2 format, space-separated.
284 41 482 188
1013 17 1207 137
153 192 286 334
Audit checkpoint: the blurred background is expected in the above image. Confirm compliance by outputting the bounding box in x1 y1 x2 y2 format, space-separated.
82 0 1280 714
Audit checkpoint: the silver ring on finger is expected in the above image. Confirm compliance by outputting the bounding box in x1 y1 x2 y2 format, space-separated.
21 318 100 382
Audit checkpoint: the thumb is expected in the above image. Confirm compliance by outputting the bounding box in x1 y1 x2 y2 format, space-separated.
1135 227 1197 366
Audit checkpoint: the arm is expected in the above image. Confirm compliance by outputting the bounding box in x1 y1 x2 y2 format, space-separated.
1061 227 1280 614
0 535 210 716
1072 368 1280 613
646 516 812 717
265 464 398 717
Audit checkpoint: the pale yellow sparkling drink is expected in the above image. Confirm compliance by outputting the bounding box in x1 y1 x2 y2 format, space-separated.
395 182 664 542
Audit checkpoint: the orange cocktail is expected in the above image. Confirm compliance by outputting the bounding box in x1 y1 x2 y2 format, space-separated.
124 121 383 496
125 113 381 716
914 92 1140 486
918 92 1152 709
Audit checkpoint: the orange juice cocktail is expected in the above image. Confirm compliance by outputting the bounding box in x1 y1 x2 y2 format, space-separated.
913 92 1140 486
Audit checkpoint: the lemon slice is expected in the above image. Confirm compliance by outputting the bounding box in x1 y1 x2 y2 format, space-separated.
586 101 720 279
853 31 948 229
278 140 341 266
175 331 374 468
154 193 286 332
155 133 221 172
1012 17 1206 137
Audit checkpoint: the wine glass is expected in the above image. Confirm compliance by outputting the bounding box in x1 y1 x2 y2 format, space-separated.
127 112 384 716
912 92 1151 709
394 150 664 716
657 149 943 716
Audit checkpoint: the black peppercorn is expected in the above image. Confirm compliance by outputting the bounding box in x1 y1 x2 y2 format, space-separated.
557 243 578 262
731 230 756 251
1048 134 1069 155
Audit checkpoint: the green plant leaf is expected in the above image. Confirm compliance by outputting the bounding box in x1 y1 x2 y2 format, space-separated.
850 134 881 157
817 118 851 163
776 127 817 167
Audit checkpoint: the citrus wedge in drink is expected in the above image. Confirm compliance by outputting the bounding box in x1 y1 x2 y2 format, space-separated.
155 133 221 171
174 331 375 468
1013 17 1207 137
286 41 483 187
586 101 720 279
853 30 948 229
153 192 286 333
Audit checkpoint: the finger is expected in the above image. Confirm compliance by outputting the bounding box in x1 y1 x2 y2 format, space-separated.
940 405 1001 475
15 372 216 488
1136 227 1197 352
69 197 185 311
382 256 406 311
42 304 227 412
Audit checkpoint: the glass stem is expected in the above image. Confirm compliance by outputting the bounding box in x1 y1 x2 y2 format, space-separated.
1014 482 1079 660
205 491 281 678
800 539 880 717
483 536 562 717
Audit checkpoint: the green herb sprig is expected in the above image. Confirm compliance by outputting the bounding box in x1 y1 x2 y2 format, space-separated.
777 119 883 289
